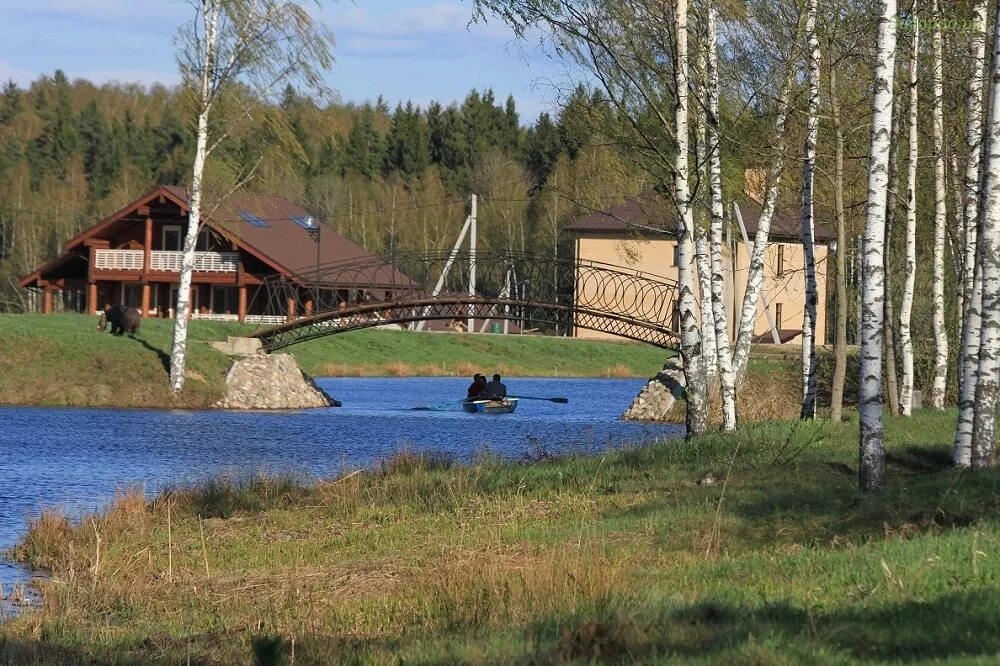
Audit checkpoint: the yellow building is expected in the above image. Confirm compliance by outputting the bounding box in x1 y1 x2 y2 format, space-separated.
566 189 834 345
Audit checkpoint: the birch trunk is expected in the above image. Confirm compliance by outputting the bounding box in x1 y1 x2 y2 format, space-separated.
900 14 919 416
732 46 801 386
955 0 989 465
799 0 820 419
169 4 219 393
674 0 707 437
883 113 902 417
830 55 849 423
695 233 717 383
951 151 966 320
707 0 737 431
971 2 1000 470
694 44 717 385
930 1 948 410
859 0 896 493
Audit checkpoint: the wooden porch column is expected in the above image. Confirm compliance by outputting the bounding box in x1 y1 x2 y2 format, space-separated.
238 285 247 322
286 296 297 323
42 288 54 314
141 284 151 316
87 282 97 315
143 217 153 273
304 298 314 316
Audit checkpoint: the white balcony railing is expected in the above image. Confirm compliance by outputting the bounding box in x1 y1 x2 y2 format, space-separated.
94 249 238 273
94 249 143 270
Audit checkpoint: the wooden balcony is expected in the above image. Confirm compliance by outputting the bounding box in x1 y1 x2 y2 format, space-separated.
94 249 239 273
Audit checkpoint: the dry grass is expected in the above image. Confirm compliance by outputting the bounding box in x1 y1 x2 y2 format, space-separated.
601 363 636 378
657 361 801 425
4 412 1000 663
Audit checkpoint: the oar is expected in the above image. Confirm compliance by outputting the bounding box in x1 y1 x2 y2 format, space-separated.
507 395 569 404
411 398 468 411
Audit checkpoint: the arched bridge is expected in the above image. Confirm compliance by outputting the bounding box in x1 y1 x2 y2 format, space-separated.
249 252 680 352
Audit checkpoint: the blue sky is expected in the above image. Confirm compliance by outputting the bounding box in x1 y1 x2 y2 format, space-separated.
0 0 573 122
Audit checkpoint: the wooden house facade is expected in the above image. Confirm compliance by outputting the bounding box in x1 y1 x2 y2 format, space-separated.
20 185 409 323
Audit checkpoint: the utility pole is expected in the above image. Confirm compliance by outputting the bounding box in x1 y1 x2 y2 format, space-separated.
468 193 477 334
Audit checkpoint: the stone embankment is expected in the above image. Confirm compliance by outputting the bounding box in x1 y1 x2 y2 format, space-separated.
621 357 685 422
213 339 338 410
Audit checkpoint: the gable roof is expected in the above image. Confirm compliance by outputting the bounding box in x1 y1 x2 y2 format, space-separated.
566 192 836 243
23 185 415 290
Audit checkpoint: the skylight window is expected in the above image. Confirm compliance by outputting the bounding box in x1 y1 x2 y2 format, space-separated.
290 214 317 230
239 211 270 228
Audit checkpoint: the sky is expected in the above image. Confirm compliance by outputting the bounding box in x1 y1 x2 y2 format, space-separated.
0 0 574 122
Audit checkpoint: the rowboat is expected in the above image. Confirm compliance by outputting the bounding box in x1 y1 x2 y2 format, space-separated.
462 397 519 414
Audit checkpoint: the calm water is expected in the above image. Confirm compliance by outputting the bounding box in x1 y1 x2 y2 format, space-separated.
0 376 680 609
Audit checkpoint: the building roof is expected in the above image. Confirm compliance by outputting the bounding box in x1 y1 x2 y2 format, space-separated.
163 186 413 287
566 192 836 243
23 185 414 290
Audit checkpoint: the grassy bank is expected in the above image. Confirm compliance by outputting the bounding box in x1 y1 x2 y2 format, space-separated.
0 314 672 408
3 410 998 664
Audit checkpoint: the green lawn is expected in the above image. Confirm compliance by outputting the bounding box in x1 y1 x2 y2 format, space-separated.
0 313 672 408
3 409 998 664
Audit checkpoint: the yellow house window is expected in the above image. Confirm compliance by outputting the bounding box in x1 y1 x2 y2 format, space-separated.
777 245 786 274
775 303 783 329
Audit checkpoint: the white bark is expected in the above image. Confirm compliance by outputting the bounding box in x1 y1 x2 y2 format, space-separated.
674 0 707 437
971 2 1000 470
955 0 989 465
695 233 717 382
799 0 820 419
694 43 717 385
859 0 896 493
706 0 737 431
170 3 219 393
899 12 919 417
930 0 948 410
732 62 799 386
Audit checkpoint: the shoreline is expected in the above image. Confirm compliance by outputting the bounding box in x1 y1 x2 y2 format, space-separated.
2 411 998 663
0 314 670 410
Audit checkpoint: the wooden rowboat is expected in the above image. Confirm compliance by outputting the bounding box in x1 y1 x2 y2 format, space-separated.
462 398 519 414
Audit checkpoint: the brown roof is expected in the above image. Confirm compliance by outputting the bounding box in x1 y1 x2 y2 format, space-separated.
23 185 415 289
566 192 836 243
166 187 414 287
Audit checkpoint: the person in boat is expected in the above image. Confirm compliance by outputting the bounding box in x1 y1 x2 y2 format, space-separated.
466 374 487 401
484 373 507 400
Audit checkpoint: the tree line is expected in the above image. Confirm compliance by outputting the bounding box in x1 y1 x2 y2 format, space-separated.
0 70 656 309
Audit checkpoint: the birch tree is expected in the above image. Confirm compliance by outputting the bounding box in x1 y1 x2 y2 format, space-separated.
674 0 709 436
955 0 989 465
799 0 820 419
472 0 714 434
883 112 902 417
829 40 849 423
929 0 948 410
859 0 896 493
694 43 717 386
899 9 919 417
731 50 801 386
706 0 737 430
971 3 1000 470
169 0 333 392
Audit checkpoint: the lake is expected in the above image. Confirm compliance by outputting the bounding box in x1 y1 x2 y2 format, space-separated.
0 376 681 611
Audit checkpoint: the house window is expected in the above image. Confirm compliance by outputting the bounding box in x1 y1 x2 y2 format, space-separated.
162 225 182 251
672 244 679 266
196 228 218 251
774 303 783 329
776 245 785 274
